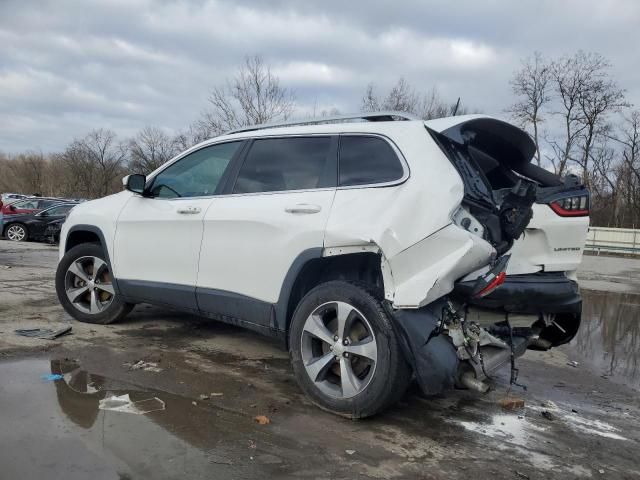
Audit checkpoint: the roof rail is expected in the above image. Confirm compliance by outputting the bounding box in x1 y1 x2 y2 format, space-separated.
225 111 421 135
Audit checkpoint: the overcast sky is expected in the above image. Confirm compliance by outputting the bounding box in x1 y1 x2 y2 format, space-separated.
1 0 639 153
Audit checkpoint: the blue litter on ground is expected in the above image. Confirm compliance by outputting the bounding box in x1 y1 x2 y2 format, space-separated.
42 373 64 381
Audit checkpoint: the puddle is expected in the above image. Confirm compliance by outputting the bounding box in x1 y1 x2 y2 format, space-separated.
456 413 547 447
562 290 640 390
0 358 277 479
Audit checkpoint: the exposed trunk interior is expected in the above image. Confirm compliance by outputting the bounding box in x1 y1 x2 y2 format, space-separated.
427 117 590 270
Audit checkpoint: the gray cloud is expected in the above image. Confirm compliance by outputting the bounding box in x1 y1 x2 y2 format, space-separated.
1 0 638 152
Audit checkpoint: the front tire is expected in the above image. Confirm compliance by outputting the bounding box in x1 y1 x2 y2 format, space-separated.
56 243 133 324
289 281 410 418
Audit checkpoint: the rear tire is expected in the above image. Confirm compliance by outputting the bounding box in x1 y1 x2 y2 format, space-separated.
289 280 410 418
56 243 133 325
5 223 28 242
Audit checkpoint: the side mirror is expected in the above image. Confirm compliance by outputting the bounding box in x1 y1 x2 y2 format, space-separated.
9 205 16 211
123 174 146 195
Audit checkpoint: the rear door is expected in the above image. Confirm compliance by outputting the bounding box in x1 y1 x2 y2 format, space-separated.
427 116 590 275
197 135 337 328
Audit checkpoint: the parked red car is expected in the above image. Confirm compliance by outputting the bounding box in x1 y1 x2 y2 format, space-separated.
1 197 65 217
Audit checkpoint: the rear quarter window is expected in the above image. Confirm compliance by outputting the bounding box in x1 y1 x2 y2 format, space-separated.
339 136 404 187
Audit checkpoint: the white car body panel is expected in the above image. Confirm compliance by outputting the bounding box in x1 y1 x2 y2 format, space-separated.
113 195 214 286
506 203 590 275
198 189 335 303
389 224 495 308
324 123 464 259
59 191 132 264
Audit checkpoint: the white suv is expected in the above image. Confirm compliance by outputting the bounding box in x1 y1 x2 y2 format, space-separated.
55 112 589 417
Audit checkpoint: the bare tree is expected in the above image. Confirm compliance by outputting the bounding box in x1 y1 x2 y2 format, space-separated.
606 110 640 227
128 126 178 174
79 129 127 197
547 52 627 178
508 52 550 165
1 151 48 195
361 83 381 112
196 55 295 136
361 78 469 119
614 110 640 185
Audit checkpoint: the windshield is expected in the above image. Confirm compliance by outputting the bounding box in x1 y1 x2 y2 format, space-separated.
8 198 39 209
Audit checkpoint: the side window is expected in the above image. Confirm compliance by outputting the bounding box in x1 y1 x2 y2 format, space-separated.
149 142 242 198
19 200 39 209
339 136 404 186
39 200 58 209
44 205 73 216
233 137 333 194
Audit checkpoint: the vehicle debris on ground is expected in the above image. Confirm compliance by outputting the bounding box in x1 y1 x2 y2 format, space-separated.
15 325 72 340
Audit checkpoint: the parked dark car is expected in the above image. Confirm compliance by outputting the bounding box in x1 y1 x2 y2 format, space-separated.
2 203 77 242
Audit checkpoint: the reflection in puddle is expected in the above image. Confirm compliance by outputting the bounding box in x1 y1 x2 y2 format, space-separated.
99 394 166 414
564 290 640 389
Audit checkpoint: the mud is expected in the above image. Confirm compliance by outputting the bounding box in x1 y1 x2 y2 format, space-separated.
1 241 639 479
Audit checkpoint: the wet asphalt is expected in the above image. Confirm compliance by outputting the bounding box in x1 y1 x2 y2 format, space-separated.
0 242 639 479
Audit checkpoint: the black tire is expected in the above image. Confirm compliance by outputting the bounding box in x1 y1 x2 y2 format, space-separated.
55 243 133 325
4 223 28 242
289 280 411 419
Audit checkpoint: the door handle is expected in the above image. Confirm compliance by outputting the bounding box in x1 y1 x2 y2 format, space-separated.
285 204 322 214
176 206 202 214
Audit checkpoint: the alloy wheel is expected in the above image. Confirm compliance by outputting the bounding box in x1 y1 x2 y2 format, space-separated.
64 256 115 314
6 225 26 241
300 301 378 399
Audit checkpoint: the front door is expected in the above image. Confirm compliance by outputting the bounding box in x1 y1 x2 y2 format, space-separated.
113 141 245 310
31 204 76 237
197 136 337 328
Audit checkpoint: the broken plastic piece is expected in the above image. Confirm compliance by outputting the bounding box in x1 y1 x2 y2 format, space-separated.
124 360 163 372
471 255 510 299
42 373 64 381
15 326 72 340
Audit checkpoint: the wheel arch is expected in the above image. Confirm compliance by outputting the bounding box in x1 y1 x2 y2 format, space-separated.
276 248 387 343
64 225 120 294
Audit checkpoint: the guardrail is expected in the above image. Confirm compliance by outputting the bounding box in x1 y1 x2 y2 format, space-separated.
585 226 640 255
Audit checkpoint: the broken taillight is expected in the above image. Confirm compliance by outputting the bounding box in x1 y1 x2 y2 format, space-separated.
469 255 510 299
549 194 589 217
474 271 507 298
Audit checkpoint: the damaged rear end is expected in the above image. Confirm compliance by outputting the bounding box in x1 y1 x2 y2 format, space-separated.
395 116 589 395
